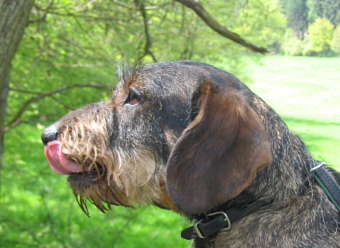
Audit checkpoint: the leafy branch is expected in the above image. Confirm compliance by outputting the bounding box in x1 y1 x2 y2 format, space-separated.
134 0 157 62
174 0 268 53
6 83 111 131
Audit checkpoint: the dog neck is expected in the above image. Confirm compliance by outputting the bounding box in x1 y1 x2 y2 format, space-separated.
247 95 316 203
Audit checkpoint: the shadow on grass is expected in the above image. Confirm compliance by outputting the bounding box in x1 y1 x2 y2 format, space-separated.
282 115 340 168
282 116 338 142
283 116 340 128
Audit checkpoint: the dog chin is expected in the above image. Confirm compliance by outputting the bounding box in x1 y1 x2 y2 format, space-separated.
67 171 99 192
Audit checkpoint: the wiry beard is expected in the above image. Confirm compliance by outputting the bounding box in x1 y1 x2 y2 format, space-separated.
59 111 165 215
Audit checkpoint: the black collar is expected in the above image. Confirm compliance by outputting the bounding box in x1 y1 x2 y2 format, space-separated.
181 199 272 240
181 161 340 241
309 161 340 212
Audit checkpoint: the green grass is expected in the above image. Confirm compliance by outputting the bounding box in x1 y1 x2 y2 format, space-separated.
248 56 340 170
1 56 339 248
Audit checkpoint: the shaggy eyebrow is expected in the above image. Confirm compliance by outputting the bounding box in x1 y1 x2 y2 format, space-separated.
117 64 143 89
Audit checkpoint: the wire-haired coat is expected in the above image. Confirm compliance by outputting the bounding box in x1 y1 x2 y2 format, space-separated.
42 61 340 248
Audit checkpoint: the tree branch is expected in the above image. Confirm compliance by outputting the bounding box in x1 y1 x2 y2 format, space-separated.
9 88 41 94
174 0 268 53
134 0 157 62
6 83 111 131
50 96 73 111
33 3 124 23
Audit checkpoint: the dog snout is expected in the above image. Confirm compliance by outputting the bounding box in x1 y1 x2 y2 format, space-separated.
41 122 59 145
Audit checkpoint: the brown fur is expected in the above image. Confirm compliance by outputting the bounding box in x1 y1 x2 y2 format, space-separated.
166 81 273 214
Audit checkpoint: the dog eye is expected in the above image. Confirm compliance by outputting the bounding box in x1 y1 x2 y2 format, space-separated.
124 88 141 106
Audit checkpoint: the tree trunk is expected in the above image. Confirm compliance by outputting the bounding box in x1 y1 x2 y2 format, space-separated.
0 0 34 169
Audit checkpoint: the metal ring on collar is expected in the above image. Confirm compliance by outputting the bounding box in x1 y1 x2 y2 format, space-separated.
310 161 326 172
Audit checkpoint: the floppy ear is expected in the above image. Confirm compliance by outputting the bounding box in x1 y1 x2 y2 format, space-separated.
166 81 272 215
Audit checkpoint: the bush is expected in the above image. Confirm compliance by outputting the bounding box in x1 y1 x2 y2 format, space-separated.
331 25 340 54
305 18 334 55
282 29 304 56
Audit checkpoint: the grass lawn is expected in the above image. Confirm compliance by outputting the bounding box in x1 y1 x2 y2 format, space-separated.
249 56 340 170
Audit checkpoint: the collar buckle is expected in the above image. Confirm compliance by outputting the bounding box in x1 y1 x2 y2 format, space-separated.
193 211 231 239
207 211 231 230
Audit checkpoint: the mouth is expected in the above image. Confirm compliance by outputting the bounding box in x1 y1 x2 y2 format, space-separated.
44 140 114 214
44 140 105 182
44 140 84 175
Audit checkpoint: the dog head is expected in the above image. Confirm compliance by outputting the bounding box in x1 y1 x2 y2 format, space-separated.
42 61 272 215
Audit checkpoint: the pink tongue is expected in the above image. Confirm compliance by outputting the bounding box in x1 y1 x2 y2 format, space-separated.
44 141 83 175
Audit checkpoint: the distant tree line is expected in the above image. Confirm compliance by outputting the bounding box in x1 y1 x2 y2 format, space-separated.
279 0 340 55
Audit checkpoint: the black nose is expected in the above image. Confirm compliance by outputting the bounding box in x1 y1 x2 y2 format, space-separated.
41 123 59 145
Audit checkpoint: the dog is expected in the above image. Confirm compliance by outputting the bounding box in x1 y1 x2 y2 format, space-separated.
42 61 340 248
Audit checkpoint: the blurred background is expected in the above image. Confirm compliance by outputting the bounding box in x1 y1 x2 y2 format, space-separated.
0 0 339 247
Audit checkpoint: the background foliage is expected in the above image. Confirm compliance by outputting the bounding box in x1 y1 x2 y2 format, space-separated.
0 0 339 247
306 18 334 54
331 25 340 53
280 0 340 55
